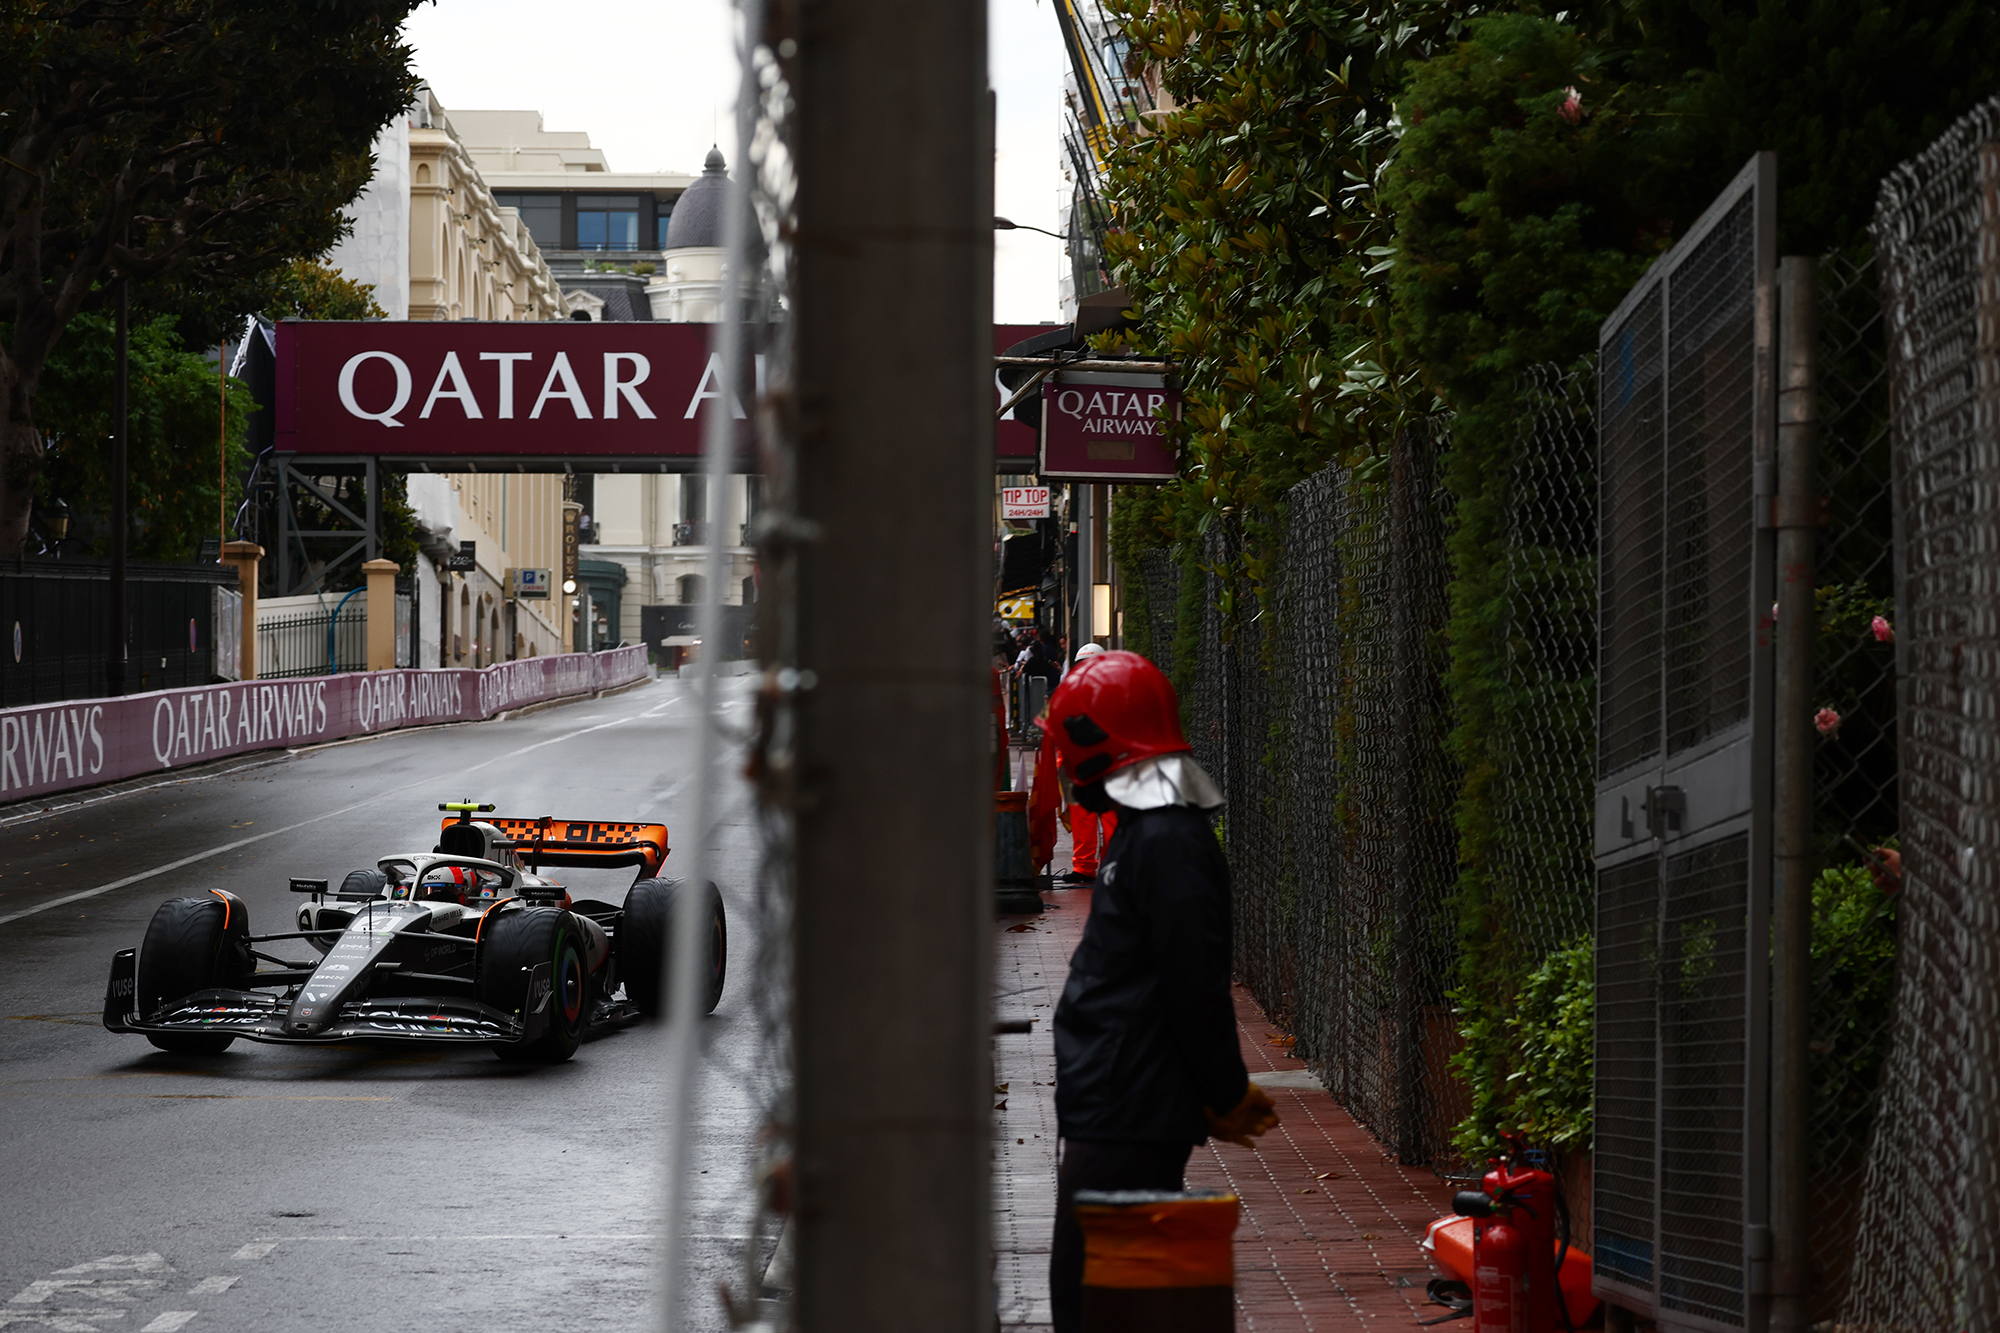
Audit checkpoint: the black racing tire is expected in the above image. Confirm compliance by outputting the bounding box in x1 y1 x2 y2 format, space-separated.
137 893 253 1054
478 907 588 1063
619 878 726 1019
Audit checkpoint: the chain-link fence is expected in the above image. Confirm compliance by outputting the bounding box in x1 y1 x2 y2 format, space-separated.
1114 153 1928 1322
1180 424 1461 1165
1797 247 1902 1322
1842 93 2000 1329
1152 383 1596 1170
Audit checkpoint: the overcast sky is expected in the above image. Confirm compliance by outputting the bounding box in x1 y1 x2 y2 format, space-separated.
402 0 1070 324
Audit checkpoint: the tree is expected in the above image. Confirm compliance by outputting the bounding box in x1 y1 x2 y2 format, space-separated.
0 0 423 555
33 311 251 561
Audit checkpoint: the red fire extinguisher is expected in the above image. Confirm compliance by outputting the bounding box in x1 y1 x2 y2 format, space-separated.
1471 1207 1529 1333
1452 1139 1570 1333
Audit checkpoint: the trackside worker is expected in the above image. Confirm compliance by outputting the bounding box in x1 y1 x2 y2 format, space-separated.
1059 642 1115 883
1045 650 1278 1333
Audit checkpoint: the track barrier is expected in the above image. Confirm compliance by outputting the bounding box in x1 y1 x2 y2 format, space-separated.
0 644 649 805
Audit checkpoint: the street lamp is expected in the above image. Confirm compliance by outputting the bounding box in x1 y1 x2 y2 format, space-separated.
561 577 577 595
994 216 1066 241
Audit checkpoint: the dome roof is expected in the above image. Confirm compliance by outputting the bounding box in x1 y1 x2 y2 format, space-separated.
663 147 728 249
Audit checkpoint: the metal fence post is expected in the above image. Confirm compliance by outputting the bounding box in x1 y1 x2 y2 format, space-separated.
1770 254 1819 1327
1388 427 1422 1162
106 274 129 697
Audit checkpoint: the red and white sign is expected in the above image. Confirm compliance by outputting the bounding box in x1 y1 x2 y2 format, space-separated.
1002 486 1051 519
276 322 756 465
1039 372 1180 481
0 647 648 805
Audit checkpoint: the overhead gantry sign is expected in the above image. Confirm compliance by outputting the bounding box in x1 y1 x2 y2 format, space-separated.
273 321 1053 473
274 321 761 471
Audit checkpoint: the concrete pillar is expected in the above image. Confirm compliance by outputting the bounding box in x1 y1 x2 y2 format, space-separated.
362 558 400 671
221 541 262 680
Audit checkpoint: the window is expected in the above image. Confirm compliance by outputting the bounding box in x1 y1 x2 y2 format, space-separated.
577 196 641 252
679 574 707 605
656 210 673 248
675 476 709 546
493 193 560 249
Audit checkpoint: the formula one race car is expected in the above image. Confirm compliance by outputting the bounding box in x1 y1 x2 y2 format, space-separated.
102 802 726 1063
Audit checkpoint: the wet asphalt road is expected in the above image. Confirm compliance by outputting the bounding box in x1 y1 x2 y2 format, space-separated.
0 676 775 1333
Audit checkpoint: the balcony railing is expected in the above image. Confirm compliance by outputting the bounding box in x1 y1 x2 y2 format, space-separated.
673 521 709 546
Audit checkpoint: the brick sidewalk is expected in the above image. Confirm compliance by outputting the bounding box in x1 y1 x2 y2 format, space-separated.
994 870 1457 1331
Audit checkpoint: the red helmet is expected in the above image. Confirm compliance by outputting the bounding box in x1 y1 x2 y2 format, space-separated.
1045 650 1189 784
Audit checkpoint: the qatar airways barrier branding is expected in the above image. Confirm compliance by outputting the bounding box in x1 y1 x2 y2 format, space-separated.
276 321 1054 464
0 646 647 803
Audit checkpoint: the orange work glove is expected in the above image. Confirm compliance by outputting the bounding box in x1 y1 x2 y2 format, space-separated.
1205 1082 1279 1148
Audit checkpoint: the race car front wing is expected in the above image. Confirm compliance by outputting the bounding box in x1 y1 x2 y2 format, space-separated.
101 949 533 1046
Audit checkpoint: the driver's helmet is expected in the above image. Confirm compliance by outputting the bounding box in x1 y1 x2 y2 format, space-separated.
418 864 474 905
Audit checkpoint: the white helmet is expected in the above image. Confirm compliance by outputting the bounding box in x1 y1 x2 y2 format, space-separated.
1073 642 1107 666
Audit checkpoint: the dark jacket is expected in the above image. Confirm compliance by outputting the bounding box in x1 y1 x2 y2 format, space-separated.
1053 802 1248 1143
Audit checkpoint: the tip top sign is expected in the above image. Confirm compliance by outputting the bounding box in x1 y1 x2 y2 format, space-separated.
1002 486 1052 519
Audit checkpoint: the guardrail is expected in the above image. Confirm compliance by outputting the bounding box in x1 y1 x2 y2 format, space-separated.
0 644 650 806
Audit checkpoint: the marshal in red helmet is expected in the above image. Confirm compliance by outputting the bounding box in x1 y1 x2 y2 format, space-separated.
1042 649 1278 1333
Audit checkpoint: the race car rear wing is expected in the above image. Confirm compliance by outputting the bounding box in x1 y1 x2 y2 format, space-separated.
453 816 670 877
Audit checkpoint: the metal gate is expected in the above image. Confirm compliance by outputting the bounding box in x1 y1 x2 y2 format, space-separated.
1593 153 1776 1331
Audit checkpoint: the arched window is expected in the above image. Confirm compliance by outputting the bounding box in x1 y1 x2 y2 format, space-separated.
678 574 706 605
416 162 431 184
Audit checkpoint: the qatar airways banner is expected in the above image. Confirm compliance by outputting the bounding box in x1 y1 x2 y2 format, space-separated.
0 646 648 805
275 320 1051 469
1038 371 1181 481
275 321 754 465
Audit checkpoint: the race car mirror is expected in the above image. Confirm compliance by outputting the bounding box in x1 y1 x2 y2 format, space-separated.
290 878 329 897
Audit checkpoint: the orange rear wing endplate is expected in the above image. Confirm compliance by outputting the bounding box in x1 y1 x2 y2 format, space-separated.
450 817 670 877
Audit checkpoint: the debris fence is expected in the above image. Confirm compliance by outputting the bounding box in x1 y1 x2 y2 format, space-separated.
1124 256 1902 1314
1841 94 2000 1329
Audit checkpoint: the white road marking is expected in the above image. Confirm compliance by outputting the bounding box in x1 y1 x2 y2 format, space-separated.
0 708 650 927
0 755 293 831
226 1244 275 1263
140 1315 198 1333
0 1315 128 1330
185 1279 236 1296
51 1258 170 1277
10 1280 159 1305
250 1232 746 1241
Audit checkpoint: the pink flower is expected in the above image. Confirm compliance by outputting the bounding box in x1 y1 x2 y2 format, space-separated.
1815 707 1842 737
1559 87 1582 125
1871 615 1894 643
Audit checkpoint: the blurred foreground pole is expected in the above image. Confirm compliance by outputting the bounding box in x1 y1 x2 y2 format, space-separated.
790 0 995 1326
